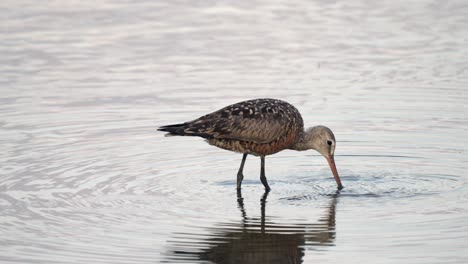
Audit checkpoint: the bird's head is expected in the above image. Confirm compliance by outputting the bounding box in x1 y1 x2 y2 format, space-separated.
302 126 343 190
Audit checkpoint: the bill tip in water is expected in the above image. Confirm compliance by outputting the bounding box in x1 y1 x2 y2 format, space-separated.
337 185 344 190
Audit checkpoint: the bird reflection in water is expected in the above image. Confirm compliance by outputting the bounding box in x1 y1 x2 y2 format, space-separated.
164 191 339 264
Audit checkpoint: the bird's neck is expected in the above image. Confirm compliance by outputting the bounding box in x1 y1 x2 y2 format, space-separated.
290 130 315 151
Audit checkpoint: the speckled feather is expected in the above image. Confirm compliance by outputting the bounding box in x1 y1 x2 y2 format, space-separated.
158 98 304 156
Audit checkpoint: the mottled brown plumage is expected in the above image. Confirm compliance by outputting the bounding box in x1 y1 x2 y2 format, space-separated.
158 98 343 191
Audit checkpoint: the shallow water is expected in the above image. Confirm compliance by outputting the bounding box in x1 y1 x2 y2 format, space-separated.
1 0 468 263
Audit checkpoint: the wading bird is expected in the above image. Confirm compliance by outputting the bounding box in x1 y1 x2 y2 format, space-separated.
158 98 343 191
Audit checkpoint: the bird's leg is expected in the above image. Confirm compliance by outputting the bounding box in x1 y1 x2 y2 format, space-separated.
260 156 271 192
237 153 248 190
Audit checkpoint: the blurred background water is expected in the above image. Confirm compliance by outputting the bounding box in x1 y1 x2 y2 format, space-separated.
1 0 467 263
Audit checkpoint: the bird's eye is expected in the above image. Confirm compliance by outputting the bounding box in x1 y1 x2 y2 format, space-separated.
327 140 333 146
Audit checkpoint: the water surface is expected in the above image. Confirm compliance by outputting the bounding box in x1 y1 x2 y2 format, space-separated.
1 0 467 263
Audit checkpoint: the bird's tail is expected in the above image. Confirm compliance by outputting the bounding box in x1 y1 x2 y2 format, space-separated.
158 121 216 139
157 123 188 136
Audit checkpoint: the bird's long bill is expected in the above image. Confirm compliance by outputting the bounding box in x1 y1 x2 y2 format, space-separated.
326 156 343 190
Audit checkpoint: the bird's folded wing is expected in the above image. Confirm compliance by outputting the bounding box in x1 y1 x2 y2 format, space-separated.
184 115 290 144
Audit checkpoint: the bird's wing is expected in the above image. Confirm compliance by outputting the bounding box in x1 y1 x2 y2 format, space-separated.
181 99 302 143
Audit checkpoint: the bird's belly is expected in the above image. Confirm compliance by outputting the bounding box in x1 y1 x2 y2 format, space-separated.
207 133 298 156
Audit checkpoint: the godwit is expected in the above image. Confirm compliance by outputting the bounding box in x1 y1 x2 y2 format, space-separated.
158 98 343 191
